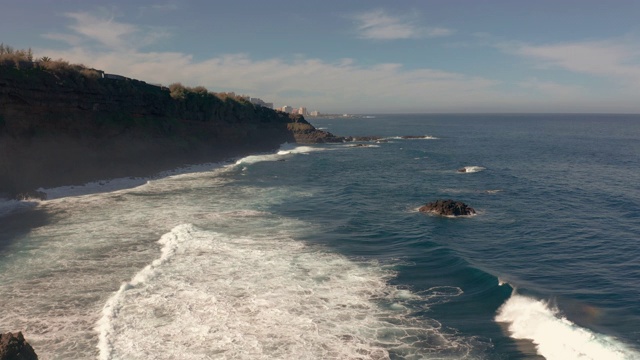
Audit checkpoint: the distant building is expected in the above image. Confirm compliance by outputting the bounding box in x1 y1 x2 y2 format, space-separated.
281 105 293 113
298 107 307 116
310 111 320 116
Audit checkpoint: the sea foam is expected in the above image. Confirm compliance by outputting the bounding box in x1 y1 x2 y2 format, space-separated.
386 135 439 140
458 166 486 173
97 222 477 359
235 144 329 166
96 223 196 360
496 293 639 360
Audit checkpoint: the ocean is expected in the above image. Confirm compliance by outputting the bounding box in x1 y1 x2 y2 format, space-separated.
1 113 639 359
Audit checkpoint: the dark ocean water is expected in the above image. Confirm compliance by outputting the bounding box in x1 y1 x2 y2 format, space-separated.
301 114 640 358
1 113 639 359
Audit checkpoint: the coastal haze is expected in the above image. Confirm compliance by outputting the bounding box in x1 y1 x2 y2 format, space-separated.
2 1 640 360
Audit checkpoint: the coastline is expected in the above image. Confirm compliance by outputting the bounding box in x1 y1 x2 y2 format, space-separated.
0 141 304 271
0 143 298 360
0 61 338 199
0 141 299 214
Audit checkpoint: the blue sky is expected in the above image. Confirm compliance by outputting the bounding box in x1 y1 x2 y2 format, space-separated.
2 0 640 113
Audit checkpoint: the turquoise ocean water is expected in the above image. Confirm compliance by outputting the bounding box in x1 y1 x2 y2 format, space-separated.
1 114 639 359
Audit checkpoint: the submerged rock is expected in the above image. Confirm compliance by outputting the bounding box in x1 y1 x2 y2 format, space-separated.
419 199 476 216
343 136 383 142
0 332 38 360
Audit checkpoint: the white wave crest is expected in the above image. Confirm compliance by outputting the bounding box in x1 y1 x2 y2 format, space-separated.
347 143 380 148
276 145 328 155
385 135 439 140
458 166 486 173
96 223 196 360
235 144 328 166
496 293 639 360
98 224 475 359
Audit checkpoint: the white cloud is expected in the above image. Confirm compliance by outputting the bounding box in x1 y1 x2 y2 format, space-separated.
66 12 137 49
507 39 640 86
35 12 640 113
38 44 509 112
353 9 453 40
43 12 169 50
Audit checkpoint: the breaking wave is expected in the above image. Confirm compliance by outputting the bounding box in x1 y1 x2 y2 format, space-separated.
496 292 640 360
386 135 439 140
97 223 482 359
458 166 485 173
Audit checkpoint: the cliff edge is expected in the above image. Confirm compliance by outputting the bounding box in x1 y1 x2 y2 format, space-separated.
0 62 336 197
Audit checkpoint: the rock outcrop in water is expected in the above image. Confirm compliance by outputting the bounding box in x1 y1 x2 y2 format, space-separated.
0 62 336 197
419 199 476 216
287 117 345 143
0 332 38 360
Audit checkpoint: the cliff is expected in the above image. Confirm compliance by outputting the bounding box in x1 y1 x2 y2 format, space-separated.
0 63 337 197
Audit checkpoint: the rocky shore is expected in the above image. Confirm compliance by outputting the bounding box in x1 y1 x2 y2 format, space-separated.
0 332 38 360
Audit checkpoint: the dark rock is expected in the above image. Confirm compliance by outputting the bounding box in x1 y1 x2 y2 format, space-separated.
0 332 38 360
419 199 476 216
457 168 467 173
344 136 383 142
286 115 345 144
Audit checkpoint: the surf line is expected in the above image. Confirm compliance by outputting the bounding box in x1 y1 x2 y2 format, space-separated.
495 285 639 360
95 224 195 360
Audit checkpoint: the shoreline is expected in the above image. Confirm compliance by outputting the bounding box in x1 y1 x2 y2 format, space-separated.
0 142 302 218
0 143 307 359
0 142 305 257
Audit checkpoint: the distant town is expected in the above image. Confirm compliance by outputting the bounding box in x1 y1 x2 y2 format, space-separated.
231 94 357 118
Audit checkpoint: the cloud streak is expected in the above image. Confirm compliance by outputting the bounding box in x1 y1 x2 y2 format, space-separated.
353 9 453 40
43 11 168 50
507 39 640 85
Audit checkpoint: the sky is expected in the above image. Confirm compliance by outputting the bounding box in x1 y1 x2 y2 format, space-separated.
2 0 640 114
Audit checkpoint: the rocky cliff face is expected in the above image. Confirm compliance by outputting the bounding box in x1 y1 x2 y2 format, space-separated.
0 64 333 196
0 332 38 360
